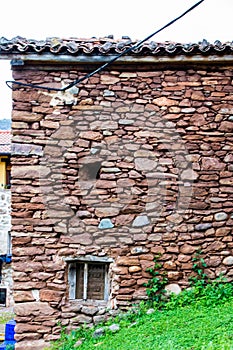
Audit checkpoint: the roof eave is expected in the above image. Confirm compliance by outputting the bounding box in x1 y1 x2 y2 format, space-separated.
4 53 233 67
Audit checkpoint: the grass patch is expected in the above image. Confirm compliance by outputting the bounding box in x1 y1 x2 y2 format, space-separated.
0 312 14 325
77 300 233 350
50 298 233 350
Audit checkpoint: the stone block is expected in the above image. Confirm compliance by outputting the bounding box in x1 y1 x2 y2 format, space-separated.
15 339 48 350
39 289 63 302
117 257 140 266
72 315 92 324
14 302 57 317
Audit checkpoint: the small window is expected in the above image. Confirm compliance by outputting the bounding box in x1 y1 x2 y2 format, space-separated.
68 261 109 301
6 162 11 189
0 156 11 189
7 232 12 255
0 288 7 306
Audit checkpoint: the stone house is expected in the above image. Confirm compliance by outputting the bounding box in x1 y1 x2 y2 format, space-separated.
0 36 233 349
0 125 12 307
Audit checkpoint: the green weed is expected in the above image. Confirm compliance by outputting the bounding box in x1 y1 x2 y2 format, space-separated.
0 312 14 325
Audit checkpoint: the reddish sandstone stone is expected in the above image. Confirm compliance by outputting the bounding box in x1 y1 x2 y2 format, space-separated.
151 246 165 255
216 227 231 236
205 241 226 252
201 157 225 170
129 266 141 273
118 287 135 294
167 271 183 280
164 261 177 270
190 114 206 126
40 290 63 302
100 75 120 84
115 214 135 226
178 254 191 263
117 178 135 187
15 339 48 350
117 257 140 266
79 131 102 140
139 254 154 261
14 302 57 317
180 244 196 254
120 279 136 287
116 295 133 301
153 97 178 107
13 236 32 245
95 207 119 217
191 91 205 101
95 180 116 189
12 110 43 122
15 324 51 334
220 178 233 185
219 121 233 132
136 278 149 286
140 260 155 270
13 246 44 256
14 291 35 302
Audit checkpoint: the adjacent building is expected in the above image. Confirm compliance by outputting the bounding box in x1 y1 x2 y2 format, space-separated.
0 120 12 307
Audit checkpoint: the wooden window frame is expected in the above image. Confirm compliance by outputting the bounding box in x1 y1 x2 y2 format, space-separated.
0 288 6 306
67 256 113 302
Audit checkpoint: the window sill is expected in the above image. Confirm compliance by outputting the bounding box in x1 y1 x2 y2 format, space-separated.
69 299 108 306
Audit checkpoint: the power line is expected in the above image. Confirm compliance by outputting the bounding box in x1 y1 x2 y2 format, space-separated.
6 0 205 92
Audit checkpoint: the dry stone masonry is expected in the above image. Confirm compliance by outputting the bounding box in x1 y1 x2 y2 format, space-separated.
3 38 233 349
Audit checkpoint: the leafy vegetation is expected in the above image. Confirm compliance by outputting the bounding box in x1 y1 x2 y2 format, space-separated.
50 253 233 350
143 253 168 305
0 312 14 325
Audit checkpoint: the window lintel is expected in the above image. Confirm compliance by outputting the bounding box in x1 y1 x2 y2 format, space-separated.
64 255 114 264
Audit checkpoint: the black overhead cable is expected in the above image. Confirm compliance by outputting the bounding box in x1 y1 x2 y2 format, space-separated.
6 0 205 92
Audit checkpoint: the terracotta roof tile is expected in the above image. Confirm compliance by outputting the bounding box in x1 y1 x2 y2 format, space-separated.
0 37 233 56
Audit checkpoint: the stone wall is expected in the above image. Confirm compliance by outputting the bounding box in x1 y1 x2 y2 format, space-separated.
0 189 13 306
11 64 233 349
0 189 11 254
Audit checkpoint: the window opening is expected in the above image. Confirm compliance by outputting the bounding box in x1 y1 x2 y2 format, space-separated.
7 232 11 255
69 261 109 301
0 288 6 306
0 156 11 188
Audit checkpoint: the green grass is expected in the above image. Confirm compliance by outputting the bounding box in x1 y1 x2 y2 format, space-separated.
0 312 14 325
51 298 233 350
78 301 233 350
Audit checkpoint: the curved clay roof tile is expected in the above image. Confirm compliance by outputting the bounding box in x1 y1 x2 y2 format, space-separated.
0 37 233 57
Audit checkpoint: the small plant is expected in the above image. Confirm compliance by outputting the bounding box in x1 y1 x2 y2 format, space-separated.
189 250 208 287
144 250 233 310
166 252 233 310
0 312 15 325
143 254 168 306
